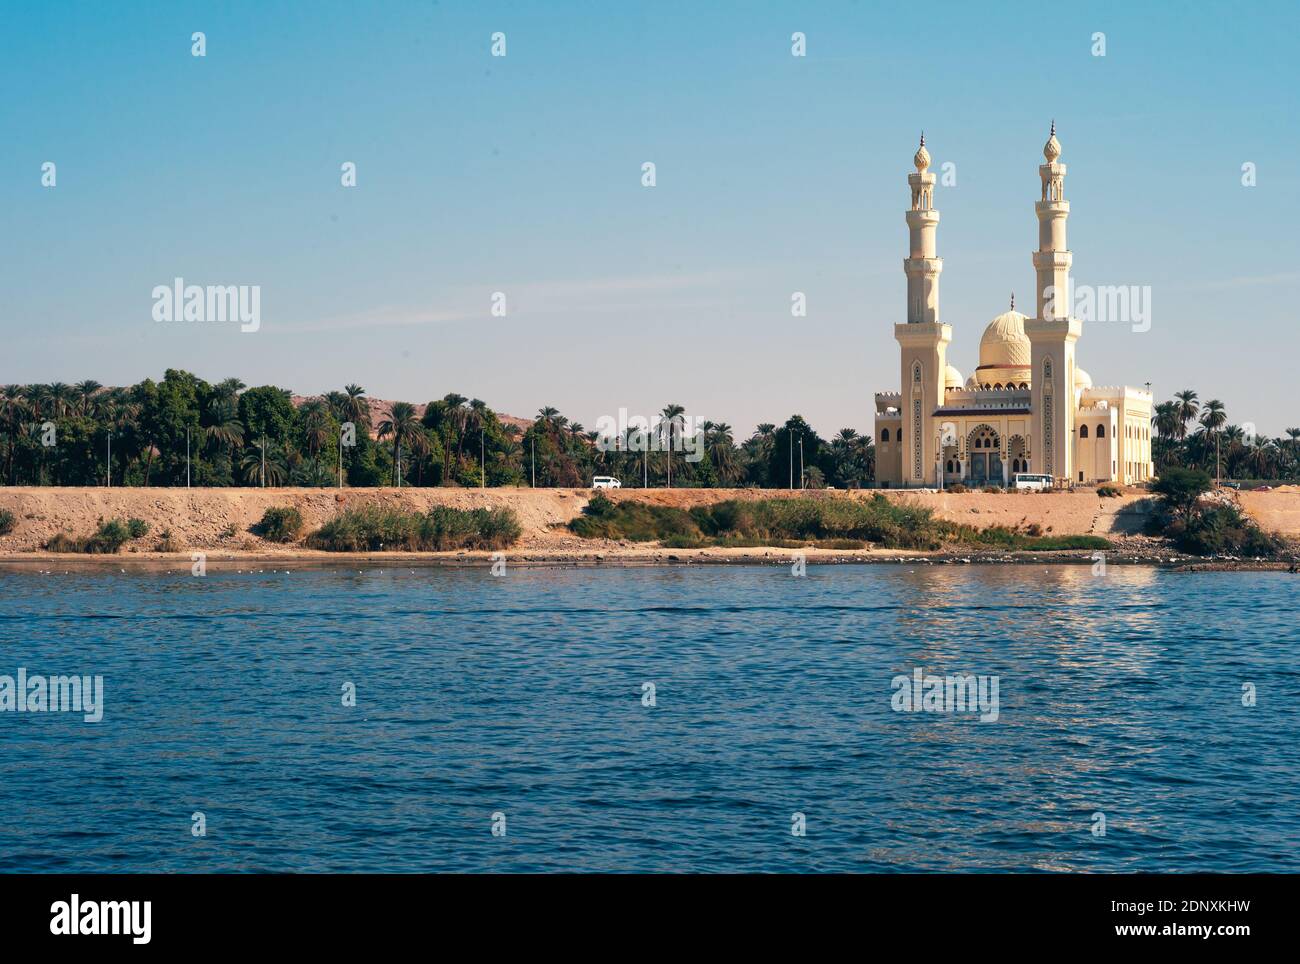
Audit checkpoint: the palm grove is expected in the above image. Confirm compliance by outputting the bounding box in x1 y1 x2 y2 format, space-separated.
0 372 879 489
1151 390 1300 482
5 375 1295 489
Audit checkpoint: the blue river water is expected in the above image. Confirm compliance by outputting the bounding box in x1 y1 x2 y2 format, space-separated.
0 562 1297 873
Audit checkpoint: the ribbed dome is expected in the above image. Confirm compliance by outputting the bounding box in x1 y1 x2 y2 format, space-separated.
914 133 930 172
978 310 1031 369
944 364 963 389
1044 121 1061 162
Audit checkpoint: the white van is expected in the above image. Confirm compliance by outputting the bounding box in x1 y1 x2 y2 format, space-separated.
592 476 621 489
1013 473 1053 491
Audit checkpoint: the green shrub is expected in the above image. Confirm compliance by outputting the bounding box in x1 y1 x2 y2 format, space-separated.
1097 484 1122 498
44 532 79 552
309 504 521 552
1167 503 1284 557
572 494 949 550
258 506 304 543
1152 468 1212 523
946 483 968 493
569 495 1122 552
126 518 149 539
0 509 15 536
45 518 133 554
157 528 180 552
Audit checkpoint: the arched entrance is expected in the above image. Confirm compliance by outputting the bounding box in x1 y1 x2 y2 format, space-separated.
966 424 1002 485
1007 435 1028 475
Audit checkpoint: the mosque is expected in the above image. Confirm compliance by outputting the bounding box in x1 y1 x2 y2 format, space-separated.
874 125 1154 488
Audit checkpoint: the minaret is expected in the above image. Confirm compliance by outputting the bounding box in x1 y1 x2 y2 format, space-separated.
1032 121 1070 320
895 134 952 487
1024 122 1081 482
904 133 942 324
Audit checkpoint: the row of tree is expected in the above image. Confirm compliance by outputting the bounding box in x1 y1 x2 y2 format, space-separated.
1152 390 1300 481
0 374 878 488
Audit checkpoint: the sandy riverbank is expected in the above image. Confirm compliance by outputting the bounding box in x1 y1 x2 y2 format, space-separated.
0 485 1296 568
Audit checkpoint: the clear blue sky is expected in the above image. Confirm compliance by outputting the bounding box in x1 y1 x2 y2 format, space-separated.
3 0 1297 437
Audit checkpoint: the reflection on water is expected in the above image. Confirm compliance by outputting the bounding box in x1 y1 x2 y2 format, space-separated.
0 564 1296 872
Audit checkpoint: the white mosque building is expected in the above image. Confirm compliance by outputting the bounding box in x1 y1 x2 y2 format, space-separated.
874 125 1154 488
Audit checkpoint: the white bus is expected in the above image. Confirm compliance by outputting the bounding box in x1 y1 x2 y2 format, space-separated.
1013 473 1053 491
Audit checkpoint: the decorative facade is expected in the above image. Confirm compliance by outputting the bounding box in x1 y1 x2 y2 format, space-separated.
874 127 1154 488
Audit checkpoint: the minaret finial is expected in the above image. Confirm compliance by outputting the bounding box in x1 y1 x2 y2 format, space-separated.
1010 292 1015 311
913 133 931 173
1043 121 1061 162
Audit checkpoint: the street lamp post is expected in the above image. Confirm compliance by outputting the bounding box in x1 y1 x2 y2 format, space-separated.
480 430 485 489
186 427 191 488
798 437 804 489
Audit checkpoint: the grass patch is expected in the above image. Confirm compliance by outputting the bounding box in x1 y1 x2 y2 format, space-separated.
308 504 521 552
572 494 1113 552
45 518 134 554
573 494 952 550
257 506 304 543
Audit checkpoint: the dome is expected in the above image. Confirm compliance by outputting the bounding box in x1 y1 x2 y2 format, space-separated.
944 364 963 389
978 309 1031 369
1074 367 1092 389
965 374 980 390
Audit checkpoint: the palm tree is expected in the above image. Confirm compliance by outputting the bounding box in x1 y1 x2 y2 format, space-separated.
74 380 102 416
659 403 686 487
214 377 246 402
1173 390 1199 441
299 399 332 459
706 422 740 485
378 401 422 487
0 386 29 485
100 389 141 486
241 440 289 486
1199 399 1227 482
1153 401 1179 440
203 397 244 471
342 384 370 429
1245 436 1276 479
47 382 75 419
536 406 566 436
1152 400 1180 468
